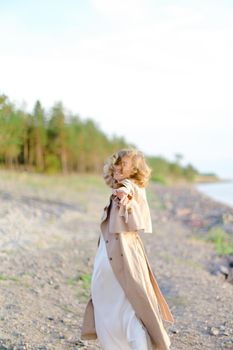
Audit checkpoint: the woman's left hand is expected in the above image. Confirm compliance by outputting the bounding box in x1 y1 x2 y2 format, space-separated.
112 188 127 199
112 188 132 205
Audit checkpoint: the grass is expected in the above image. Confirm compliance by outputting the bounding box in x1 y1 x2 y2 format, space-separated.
0 274 20 282
0 170 109 216
0 274 8 281
79 273 92 288
162 253 203 269
67 272 91 289
150 174 167 185
147 184 166 210
175 257 203 269
196 226 233 256
162 254 173 264
0 169 107 194
166 295 188 306
0 273 31 288
67 272 92 302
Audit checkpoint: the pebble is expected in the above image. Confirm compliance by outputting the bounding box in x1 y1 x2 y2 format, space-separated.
223 331 230 336
210 327 220 335
47 316 54 321
170 327 179 334
221 339 233 348
0 346 8 350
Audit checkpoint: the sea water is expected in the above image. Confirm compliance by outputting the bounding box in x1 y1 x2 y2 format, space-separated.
195 181 233 208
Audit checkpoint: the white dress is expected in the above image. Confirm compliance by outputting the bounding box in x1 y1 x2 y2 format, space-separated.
91 230 153 350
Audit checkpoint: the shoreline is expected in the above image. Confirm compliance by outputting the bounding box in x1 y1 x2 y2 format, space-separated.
152 181 233 210
194 178 233 184
194 181 233 209
150 178 233 210
150 181 233 271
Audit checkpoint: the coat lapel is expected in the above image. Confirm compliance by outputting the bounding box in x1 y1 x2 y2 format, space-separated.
100 196 112 223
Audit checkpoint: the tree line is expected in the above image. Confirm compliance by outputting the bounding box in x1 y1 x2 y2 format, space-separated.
0 93 199 182
0 94 132 174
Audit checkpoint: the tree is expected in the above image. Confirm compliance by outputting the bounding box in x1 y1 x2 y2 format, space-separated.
32 100 47 171
48 102 68 174
0 95 25 169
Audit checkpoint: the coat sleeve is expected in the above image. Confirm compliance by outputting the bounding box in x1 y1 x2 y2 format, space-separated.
112 179 135 224
110 179 152 234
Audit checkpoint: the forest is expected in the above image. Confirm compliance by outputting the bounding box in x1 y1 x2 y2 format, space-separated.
0 94 205 183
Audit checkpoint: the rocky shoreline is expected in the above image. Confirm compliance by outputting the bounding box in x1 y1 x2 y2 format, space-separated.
153 183 233 278
0 173 232 349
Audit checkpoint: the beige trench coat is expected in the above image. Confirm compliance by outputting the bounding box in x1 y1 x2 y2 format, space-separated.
80 179 175 350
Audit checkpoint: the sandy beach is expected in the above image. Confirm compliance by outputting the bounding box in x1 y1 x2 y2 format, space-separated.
0 171 232 350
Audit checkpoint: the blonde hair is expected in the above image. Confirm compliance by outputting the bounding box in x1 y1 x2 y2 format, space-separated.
102 148 152 188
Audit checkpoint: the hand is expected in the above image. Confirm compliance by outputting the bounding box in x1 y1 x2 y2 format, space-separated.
112 189 127 200
119 194 131 206
112 188 132 206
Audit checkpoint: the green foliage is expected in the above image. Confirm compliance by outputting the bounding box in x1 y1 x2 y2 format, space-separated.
150 174 167 184
45 154 61 174
0 93 130 174
67 272 92 302
0 274 21 282
0 95 26 167
79 273 92 289
203 226 233 256
147 155 199 184
0 274 7 281
147 156 169 184
0 93 200 182
182 163 198 181
67 272 91 289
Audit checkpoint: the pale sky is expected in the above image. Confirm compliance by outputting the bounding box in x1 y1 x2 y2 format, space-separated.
0 0 233 178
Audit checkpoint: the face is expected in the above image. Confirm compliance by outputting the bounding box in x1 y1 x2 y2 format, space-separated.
113 156 132 181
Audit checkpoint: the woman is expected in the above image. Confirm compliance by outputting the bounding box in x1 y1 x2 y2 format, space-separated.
81 148 174 350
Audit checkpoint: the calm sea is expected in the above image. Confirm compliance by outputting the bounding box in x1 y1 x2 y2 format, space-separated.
195 181 233 208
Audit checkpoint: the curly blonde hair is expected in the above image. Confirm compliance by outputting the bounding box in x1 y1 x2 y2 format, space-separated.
102 148 152 188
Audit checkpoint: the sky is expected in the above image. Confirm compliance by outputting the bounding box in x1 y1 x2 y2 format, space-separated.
0 0 233 178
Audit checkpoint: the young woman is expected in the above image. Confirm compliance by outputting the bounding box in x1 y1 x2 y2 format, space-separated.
81 148 174 350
